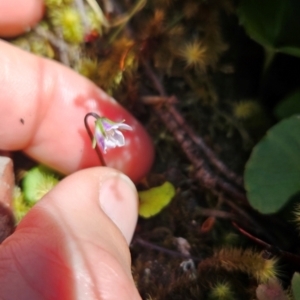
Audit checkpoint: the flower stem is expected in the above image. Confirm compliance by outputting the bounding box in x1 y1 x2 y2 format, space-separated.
84 112 106 166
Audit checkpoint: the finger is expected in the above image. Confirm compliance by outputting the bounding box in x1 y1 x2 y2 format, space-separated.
0 40 154 182
0 167 141 299
0 0 44 37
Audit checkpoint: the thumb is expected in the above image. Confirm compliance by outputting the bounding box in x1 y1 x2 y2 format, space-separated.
0 167 141 300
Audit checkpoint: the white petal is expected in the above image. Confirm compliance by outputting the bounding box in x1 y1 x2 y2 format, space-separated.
105 138 118 149
116 123 133 131
108 122 132 131
111 130 125 146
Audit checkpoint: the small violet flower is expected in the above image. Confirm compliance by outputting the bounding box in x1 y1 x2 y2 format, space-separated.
92 117 133 153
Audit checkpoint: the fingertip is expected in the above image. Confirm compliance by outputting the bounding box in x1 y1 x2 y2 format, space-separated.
0 167 141 299
0 0 44 37
39 166 139 248
29 167 140 298
98 170 139 244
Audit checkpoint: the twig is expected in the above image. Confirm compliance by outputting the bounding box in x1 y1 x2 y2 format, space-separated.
167 103 244 188
140 62 284 245
143 62 247 203
133 237 202 262
196 207 234 219
154 103 247 202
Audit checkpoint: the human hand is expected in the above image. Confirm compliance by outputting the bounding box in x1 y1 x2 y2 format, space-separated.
0 0 154 298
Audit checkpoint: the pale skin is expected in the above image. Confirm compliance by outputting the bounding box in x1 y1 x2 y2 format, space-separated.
0 0 144 298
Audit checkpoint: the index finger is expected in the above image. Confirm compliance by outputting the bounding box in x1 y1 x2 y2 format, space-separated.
0 41 154 182
0 0 44 37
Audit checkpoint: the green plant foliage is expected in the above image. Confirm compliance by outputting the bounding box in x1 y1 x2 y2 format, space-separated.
238 0 300 57
244 116 300 214
274 89 300 120
208 282 234 300
292 272 300 300
22 165 60 204
13 186 31 223
138 181 175 218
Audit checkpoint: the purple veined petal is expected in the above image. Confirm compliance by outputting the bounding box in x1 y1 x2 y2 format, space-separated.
101 119 114 131
94 125 106 150
96 133 106 152
94 120 107 138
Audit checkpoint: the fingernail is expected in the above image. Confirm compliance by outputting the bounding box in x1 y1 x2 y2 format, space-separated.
98 173 138 244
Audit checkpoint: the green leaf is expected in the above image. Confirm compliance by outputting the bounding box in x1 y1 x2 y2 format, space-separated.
244 116 300 214
23 165 59 204
238 0 300 57
138 181 176 218
274 89 300 120
292 272 300 300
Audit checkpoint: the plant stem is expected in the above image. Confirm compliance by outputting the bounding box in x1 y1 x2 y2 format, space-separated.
84 112 106 166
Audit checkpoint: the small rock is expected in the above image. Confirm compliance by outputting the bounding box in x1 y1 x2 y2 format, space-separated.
0 156 15 242
0 156 14 208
